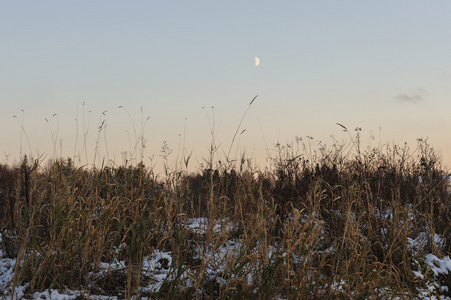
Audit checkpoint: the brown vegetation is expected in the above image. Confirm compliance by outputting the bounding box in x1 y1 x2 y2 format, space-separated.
0 136 450 298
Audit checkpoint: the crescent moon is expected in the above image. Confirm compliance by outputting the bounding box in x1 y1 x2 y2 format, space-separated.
255 57 260 66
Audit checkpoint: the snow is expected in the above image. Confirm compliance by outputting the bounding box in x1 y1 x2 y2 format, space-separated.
2 221 451 299
425 254 451 276
411 253 451 299
141 250 173 293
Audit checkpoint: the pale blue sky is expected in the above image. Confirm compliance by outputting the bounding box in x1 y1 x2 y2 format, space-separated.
1 1 451 170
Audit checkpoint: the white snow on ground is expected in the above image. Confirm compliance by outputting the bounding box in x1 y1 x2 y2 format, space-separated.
409 238 451 300
2 221 451 299
185 217 237 236
408 232 446 256
413 254 451 300
141 250 173 293
424 255 451 276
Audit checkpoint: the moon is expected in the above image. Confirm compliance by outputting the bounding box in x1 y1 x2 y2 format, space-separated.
254 57 260 66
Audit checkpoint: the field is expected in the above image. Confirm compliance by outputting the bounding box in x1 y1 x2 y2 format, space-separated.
0 129 451 299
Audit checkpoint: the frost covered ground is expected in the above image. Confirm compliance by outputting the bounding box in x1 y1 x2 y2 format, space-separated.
0 218 243 299
1 216 451 299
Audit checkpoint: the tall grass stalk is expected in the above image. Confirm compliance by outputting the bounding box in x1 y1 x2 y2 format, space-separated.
226 95 258 163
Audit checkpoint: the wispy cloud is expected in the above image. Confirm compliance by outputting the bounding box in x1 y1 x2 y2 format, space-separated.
393 89 428 103
394 94 423 103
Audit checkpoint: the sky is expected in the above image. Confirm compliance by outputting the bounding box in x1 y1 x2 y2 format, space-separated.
1 1 451 172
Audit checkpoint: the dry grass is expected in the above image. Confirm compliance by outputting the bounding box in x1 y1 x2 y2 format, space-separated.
0 130 450 299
